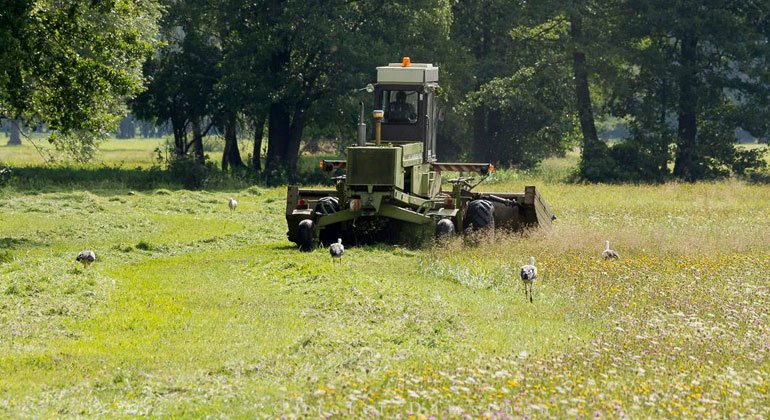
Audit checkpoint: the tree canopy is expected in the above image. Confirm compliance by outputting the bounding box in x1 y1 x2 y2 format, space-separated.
0 0 159 158
5 0 770 181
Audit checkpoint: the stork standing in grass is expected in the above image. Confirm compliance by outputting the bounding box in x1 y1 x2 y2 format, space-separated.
76 250 96 268
602 240 619 260
330 238 344 266
228 197 237 212
520 256 537 303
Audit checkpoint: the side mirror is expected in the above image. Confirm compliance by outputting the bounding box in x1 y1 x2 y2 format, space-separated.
357 83 375 93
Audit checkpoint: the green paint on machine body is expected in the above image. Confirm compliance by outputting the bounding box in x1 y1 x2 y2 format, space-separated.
347 146 404 188
285 61 555 249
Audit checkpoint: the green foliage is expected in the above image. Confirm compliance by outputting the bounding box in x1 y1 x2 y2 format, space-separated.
607 138 668 182
604 0 770 181
166 157 216 190
459 68 577 168
734 147 768 176
5 0 770 184
0 0 160 142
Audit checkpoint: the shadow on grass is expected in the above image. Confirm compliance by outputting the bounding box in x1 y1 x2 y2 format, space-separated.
0 164 333 192
0 237 42 249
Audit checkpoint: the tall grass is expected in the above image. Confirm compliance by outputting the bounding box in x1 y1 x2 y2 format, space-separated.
1 139 770 418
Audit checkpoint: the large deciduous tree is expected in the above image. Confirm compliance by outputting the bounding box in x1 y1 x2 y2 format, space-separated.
255 0 453 173
508 0 625 177
611 0 770 181
0 0 159 158
132 0 220 163
448 0 612 170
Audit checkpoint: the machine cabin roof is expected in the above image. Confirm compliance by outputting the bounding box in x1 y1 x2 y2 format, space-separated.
376 63 439 84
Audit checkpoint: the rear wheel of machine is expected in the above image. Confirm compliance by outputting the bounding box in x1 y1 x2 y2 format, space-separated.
315 197 340 246
464 199 495 231
314 196 340 215
435 218 455 240
297 219 316 251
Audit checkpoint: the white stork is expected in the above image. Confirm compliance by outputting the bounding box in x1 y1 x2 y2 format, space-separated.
76 250 96 268
520 256 537 303
330 238 344 266
602 240 619 260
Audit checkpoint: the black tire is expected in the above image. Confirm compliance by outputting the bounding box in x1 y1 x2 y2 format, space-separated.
314 196 340 215
435 218 454 239
464 199 494 231
297 219 316 251
315 196 340 246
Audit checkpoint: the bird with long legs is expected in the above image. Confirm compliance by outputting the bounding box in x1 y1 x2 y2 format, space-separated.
602 240 619 260
76 250 96 268
330 238 344 266
520 256 537 303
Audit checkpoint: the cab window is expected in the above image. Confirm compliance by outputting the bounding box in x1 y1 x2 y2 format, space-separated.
380 90 418 124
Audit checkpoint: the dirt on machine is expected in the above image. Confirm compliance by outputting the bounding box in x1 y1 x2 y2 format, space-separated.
286 58 555 250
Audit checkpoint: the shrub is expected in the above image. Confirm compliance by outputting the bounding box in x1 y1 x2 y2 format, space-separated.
608 138 669 182
733 147 767 176
166 156 215 190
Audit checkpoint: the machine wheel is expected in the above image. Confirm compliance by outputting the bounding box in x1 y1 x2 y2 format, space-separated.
314 196 340 215
297 219 316 251
464 199 495 231
435 218 455 239
315 197 341 245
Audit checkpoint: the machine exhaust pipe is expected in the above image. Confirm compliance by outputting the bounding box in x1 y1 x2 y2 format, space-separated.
357 102 366 146
373 110 384 146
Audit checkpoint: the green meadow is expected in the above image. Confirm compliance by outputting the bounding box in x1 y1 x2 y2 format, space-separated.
1 138 769 418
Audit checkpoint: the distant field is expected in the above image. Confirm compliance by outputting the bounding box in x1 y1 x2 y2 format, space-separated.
0 135 162 168
1 138 769 418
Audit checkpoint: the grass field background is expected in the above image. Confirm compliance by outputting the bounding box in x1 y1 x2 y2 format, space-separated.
1 137 769 418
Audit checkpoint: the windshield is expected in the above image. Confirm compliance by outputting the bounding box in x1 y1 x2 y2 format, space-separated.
380 90 418 124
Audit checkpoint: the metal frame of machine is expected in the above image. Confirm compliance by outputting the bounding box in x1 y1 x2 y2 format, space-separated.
286 58 554 249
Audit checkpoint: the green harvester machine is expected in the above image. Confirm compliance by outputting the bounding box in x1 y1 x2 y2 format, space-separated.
286 58 555 250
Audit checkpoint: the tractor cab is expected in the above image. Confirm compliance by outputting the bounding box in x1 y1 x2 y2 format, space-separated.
373 59 438 162
342 59 441 198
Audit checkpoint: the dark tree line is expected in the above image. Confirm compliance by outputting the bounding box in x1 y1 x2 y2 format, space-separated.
3 0 769 181
132 0 452 174
443 0 770 180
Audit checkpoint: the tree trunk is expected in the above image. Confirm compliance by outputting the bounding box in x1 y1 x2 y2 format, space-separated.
657 83 671 177
472 8 490 163
222 113 245 171
191 116 204 163
266 102 291 172
171 115 187 159
117 115 135 139
473 102 487 162
252 114 266 171
486 108 503 165
7 119 21 145
265 39 291 172
571 13 611 181
673 36 698 181
285 104 310 172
